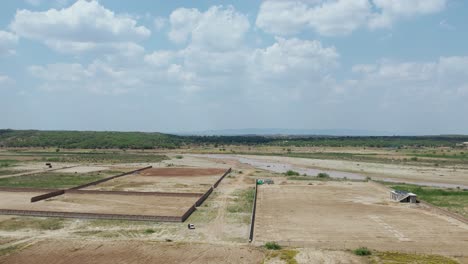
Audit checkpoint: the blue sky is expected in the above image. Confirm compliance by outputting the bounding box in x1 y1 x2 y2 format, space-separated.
1 0 467 134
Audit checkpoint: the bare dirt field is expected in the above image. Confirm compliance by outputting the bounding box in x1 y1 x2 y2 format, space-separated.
0 191 197 216
53 166 110 174
140 167 226 176
254 181 468 256
84 167 226 193
0 239 264 264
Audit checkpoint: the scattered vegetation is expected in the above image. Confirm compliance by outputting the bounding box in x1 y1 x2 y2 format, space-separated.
0 217 65 231
264 241 281 250
353 247 372 256
0 160 17 168
2 129 468 149
369 251 458 264
389 183 468 217
144 229 156 234
317 172 330 179
227 188 255 213
285 170 300 176
0 171 119 188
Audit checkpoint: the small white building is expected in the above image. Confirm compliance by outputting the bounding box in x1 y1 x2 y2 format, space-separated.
390 190 417 203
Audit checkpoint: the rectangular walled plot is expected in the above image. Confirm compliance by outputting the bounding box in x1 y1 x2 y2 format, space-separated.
84 174 219 193
0 191 198 217
254 182 468 256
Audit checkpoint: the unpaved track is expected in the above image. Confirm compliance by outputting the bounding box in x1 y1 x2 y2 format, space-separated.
0 239 264 264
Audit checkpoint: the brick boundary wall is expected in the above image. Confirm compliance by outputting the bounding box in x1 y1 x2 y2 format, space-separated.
30 190 65 203
0 209 182 222
213 168 231 188
180 205 196 222
249 179 258 242
70 166 153 190
65 189 203 197
195 187 213 207
0 187 60 193
30 166 152 203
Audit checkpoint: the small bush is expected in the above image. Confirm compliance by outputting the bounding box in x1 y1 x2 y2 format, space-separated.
353 247 371 256
317 172 330 179
410 157 418 161
174 155 183 159
265 241 281 250
144 229 155 234
285 170 300 176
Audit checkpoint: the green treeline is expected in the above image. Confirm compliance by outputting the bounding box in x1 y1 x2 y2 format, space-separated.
0 129 467 149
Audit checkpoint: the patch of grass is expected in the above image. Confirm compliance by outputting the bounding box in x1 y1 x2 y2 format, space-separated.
285 170 300 176
389 183 468 217
227 188 255 213
317 172 330 179
86 219 156 227
0 171 119 189
265 241 281 250
265 249 298 264
0 160 17 168
370 251 458 264
0 170 26 176
144 229 156 234
0 217 65 231
174 155 183 159
0 244 24 257
353 247 372 256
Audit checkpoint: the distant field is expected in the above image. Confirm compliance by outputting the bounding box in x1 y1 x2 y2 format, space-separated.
389 183 468 218
0 171 120 189
0 152 168 164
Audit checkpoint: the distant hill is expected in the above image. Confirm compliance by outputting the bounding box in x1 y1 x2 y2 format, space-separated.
178 128 395 136
1 129 467 149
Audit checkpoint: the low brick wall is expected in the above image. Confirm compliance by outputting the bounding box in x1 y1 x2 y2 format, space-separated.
0 187 59 193
0 209 181 222
30 190 65 203
30 166 153 203
70 166 152 190
66 189 202 197
249 180 258 242
195 187 213 207
213 168 231 188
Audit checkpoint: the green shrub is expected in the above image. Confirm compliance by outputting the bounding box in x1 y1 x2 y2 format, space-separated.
265 241 281 250
317 172 330 178
353 247 371 256
144 229 155 234
174 155 183 159
285 170 300 176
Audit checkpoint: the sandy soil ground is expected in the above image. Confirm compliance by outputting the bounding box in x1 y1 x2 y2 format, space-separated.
0 191 196 216
254 181 468 256
140 167 227 177
53 166 110 174
85 174 217 193
207 154 468 188
0 239 264 264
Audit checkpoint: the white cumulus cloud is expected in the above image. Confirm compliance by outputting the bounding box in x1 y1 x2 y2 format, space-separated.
169 6 250 51
11 0 150 54
0 31 18 56
256 0 448 36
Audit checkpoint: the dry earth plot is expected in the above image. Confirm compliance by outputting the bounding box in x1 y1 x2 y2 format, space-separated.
254 181 468 256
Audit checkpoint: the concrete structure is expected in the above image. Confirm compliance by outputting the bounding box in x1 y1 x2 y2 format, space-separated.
390 190 417 203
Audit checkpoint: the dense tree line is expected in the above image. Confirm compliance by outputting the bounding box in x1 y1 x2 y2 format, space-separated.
0 129 467 149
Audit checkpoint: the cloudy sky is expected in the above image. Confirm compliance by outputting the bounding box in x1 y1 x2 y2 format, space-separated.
1 0 467 134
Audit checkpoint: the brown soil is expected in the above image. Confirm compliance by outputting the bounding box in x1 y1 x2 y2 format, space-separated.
0 239 264 264
140 168 226 177
0 191 196 216
254 181 468 256
85 174 217 193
